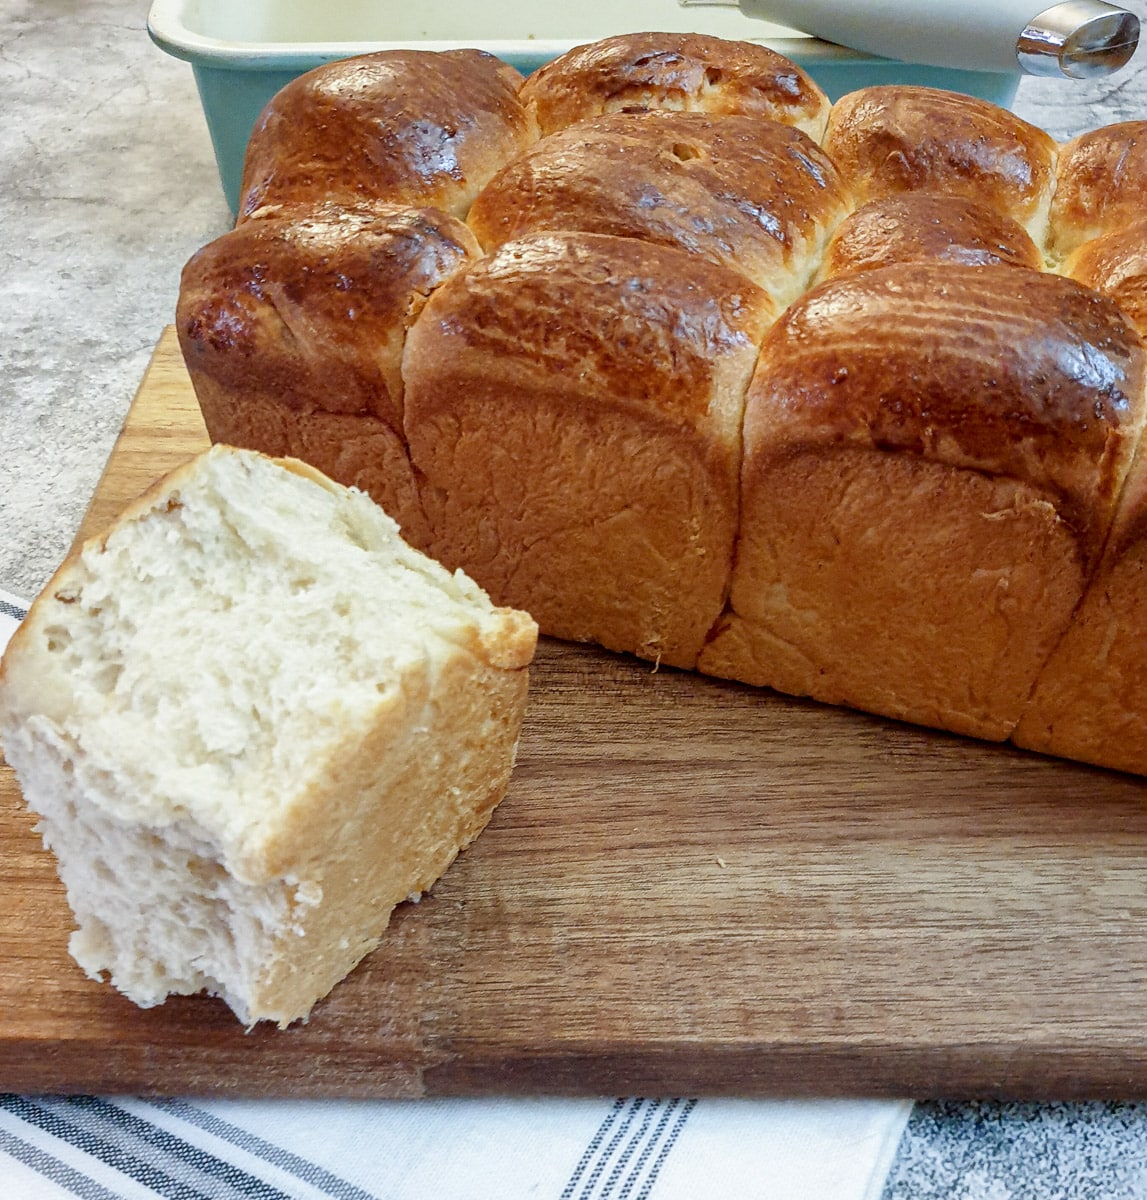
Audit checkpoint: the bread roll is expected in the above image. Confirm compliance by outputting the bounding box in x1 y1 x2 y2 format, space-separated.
177 202 482 547
403 231 775 669
697 264 1146 741
238 50 536 222
519 32 831 139
467 110 850 306
1061 218 1147 339
822 86 1058 248
1048 121 1147 261
0 446 537 1026
821 193 1043 279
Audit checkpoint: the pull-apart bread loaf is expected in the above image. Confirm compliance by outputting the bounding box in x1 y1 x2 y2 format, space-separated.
0 447 537 1025
176 31 1147 774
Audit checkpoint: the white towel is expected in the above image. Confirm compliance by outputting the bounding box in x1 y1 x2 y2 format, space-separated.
0 590 911 1200
0 1094 911 1200
0 589 23 657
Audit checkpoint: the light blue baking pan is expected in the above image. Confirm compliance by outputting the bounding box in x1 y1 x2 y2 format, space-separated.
148 0 1022 217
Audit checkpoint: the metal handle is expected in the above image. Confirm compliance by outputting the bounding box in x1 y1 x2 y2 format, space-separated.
1018 1 1140 77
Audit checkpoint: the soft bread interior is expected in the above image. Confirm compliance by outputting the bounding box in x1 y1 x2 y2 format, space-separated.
0 446 536 1026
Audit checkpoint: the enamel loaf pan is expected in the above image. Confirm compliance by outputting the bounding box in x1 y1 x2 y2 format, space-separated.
148 0 1022 215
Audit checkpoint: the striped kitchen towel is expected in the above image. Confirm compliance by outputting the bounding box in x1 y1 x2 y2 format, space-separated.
0 588 23 655
0 591 910 1199
0 1093 911 1200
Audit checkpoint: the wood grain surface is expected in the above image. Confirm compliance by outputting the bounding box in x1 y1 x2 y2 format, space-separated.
4 329 1147 1100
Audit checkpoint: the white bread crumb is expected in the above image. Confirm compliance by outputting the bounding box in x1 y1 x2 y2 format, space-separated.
0 446 536 1027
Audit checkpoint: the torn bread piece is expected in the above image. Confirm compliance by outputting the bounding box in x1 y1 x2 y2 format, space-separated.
0 445 537 1027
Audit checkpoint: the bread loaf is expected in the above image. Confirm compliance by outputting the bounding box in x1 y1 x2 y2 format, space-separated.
0 446 537 1025
176 33 1147 776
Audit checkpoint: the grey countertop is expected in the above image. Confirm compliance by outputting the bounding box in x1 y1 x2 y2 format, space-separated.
4 3 1147 1195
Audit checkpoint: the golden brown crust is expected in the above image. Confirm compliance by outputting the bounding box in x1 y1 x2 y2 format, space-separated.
406 231 775 434
821 193 1043 279
1062 218 1147 339
520 32 830 140
402 231 775 667
741 262 1144 561
467 110 849 303
698 264 1145 741
238 50 535 221
822 86 1057 245
177 202 481 542
178 202 481 433
168 37 1147 776
1048 122 1147 261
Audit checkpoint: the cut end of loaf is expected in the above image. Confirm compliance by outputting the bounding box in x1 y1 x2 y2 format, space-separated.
0 445 537 1026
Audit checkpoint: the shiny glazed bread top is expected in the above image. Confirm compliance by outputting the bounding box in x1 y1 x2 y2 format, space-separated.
238 49 536 222
176 33 1147 772
1049 122 1147 260
178 202 482 431
822 85 1059 245
518 31 833 139
467 110 850 307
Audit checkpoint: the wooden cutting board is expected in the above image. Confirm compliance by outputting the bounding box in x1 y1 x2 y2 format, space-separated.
5 329 1147 1100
